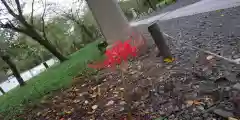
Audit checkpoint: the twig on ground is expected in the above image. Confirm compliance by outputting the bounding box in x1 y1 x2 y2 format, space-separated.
163 33 240 64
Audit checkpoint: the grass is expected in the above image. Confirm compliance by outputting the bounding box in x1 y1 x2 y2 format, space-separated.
0 40 102 119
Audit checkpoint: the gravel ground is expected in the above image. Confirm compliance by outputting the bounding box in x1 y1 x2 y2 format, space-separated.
9 3 240 120
158 6 240 76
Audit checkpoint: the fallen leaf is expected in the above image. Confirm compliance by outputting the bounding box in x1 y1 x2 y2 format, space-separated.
186 100 202 106
37 112 41 116
164 57 174 63
193 100 202 105
65 111 71 114
221 14 224 17
106 100 114 106
73 100 80 103
228 117 238 120
120 88 125 91
119 101 126 105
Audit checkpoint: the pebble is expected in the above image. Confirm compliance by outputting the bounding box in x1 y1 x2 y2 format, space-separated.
105 100 114 106
91 105 98 110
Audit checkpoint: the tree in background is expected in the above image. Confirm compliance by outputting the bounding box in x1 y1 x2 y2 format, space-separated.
144 0 156 10
51 0 101 43
1 54 25 86
0 0 67 62
0 30 25 86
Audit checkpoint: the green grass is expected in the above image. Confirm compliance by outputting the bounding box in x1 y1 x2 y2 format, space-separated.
0 40 102 119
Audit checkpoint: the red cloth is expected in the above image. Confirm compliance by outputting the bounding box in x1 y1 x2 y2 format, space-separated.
88 39 137 69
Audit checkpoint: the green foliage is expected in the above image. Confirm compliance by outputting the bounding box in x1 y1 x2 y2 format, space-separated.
119 0 176 20
158 0 176 7
0 40 102 119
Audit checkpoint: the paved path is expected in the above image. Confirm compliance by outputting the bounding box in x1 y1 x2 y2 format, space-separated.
130 0 240 26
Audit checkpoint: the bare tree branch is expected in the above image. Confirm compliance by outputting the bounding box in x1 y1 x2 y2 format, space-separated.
14 0 22 16
30 0 35 25
0 0 18 18
41 0 48 41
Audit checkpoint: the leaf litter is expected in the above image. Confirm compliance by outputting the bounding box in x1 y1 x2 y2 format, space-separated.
17 46 240 120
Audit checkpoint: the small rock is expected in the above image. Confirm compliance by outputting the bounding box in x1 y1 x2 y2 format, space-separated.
228 117 238 120
206 55 214 60
92 105 98 110
197 105 205 111
84 100 89 104
120 88 124 91
213 109 234 118
119 107 125 112
37 112 41 116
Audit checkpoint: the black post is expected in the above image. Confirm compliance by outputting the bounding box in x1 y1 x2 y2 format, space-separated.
148 22 172 59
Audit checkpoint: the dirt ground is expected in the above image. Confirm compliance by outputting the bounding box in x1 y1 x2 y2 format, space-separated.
17 44 240 120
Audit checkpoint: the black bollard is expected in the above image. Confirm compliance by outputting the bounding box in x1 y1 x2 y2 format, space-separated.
148 22 172 59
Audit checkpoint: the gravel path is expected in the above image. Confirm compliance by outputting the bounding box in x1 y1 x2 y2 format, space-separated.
158 6 240 77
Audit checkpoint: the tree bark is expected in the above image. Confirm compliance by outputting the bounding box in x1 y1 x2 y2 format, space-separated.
1 55 25 86
42 62 49 68
0 87 5 94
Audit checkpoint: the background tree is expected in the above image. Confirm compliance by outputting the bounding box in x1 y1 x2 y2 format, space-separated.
0 0 67 62
0 29 25 86
51 0 101 42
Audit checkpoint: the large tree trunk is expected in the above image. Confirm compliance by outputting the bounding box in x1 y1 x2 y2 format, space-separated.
1 55 25 86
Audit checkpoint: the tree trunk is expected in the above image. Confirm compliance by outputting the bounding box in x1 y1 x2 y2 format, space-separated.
74 20 94 40
42 62 49 68
0 87 5 94
25 28 68 62
1 55 25 86
39 40 67 62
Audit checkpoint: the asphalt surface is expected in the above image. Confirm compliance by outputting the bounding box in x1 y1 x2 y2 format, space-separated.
131 0 240 26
